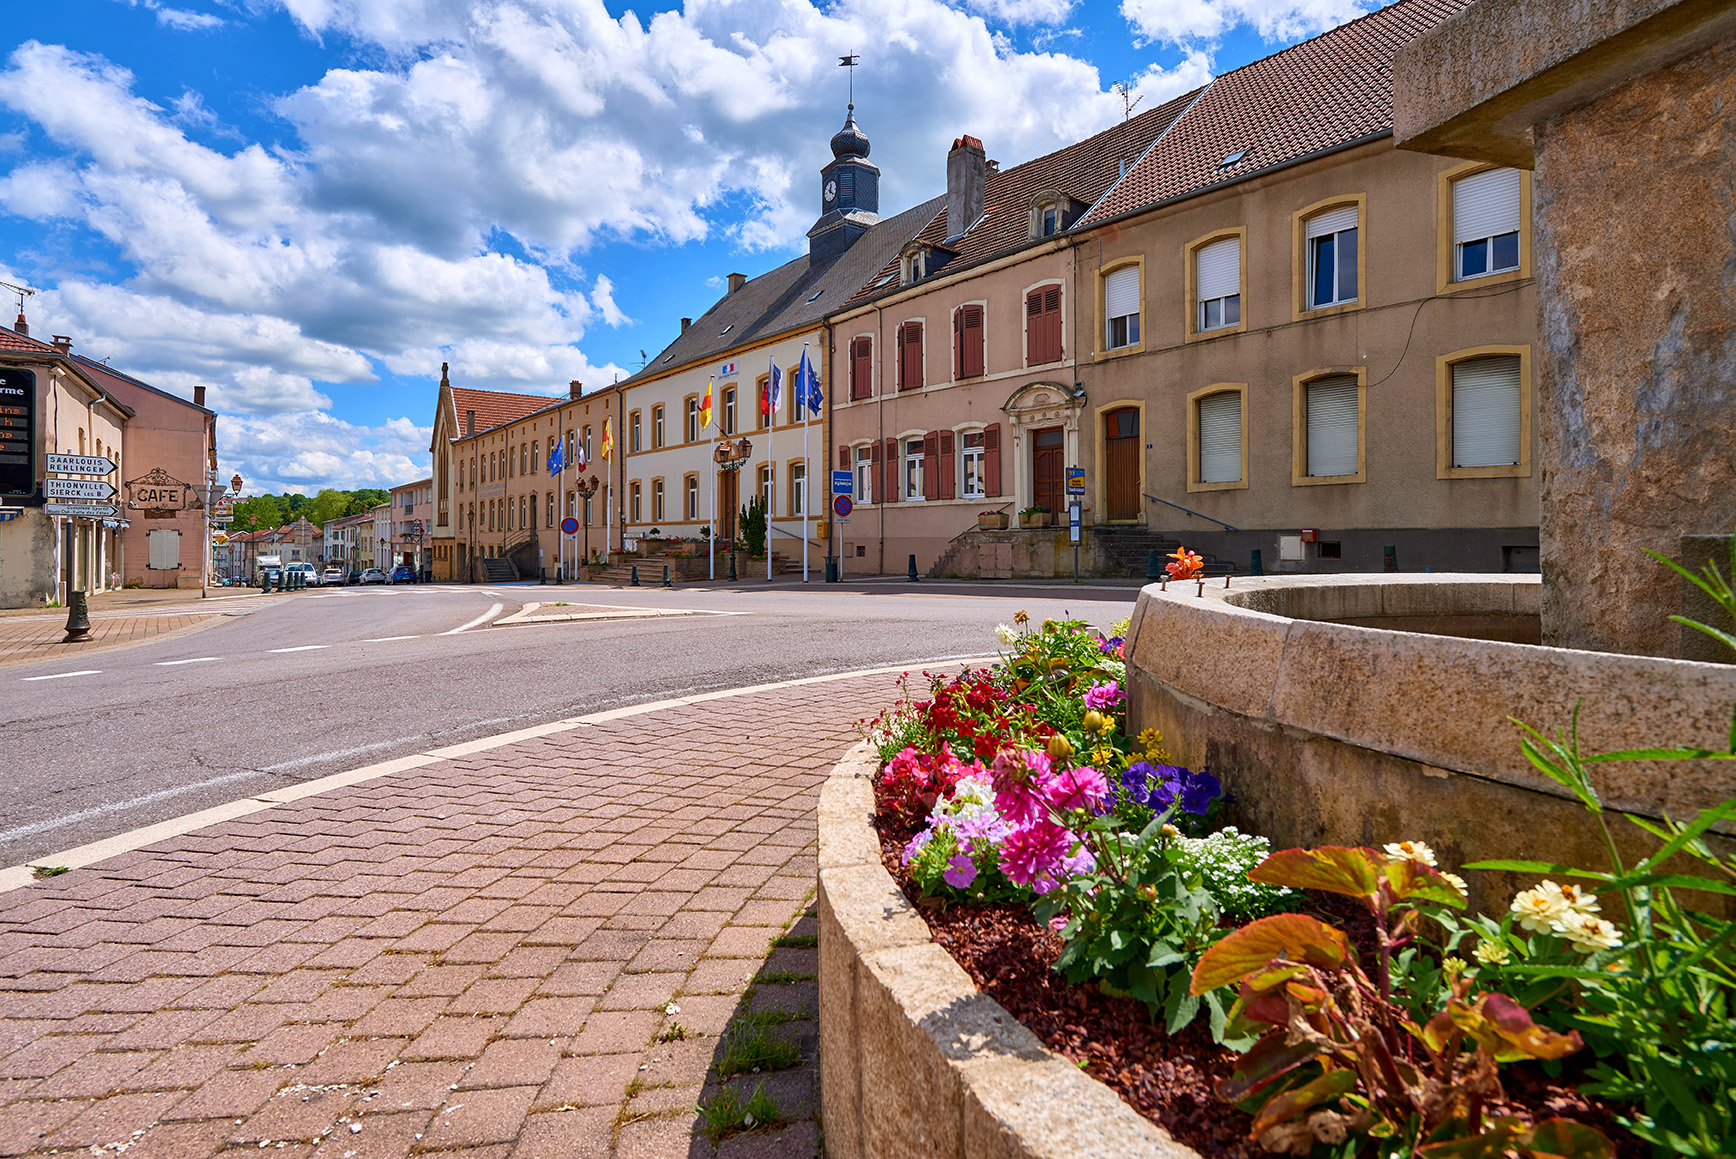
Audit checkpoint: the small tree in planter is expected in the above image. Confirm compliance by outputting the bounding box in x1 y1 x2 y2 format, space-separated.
738 495 768 556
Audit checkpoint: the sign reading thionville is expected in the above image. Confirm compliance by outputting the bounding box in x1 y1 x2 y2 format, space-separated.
45 502 118 518
44 453 116 476
126 466 193 510
0 368 37 496
44 477 118 501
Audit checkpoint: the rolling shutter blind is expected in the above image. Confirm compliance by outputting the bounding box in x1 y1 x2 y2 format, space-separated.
1104 266 1139 320
1454 168 1521 244
1452 356 1522 467
1305 204 1358 239
1195 238 1240 301
1198 393 1242 484
1305 376 1360 477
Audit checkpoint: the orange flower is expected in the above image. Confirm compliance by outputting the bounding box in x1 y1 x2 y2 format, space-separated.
1164 546 1205 580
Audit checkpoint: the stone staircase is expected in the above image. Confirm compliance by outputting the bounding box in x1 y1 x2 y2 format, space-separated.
479 557 518 583
1094 527 1183 577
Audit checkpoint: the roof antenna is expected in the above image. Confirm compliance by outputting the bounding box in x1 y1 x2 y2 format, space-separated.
1111 80 1143 122
0 278 34 335
839 53 859 112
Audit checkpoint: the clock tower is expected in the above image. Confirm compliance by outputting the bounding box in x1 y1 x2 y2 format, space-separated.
807 106 881 265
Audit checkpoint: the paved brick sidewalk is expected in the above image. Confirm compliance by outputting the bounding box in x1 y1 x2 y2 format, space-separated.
0 611 231 669
0 669 911 1157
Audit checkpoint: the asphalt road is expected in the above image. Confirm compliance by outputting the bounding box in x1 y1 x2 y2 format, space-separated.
1 578 1142 867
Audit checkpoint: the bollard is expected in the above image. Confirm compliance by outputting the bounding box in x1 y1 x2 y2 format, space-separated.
907 554 919 582
1145 549 1163 581
728 553 737 582
826 557 838 583
1250 548 1264 576
630 564 640 587
662 564 671 588
62 590 92 642
1384 545 1398 573
539 568 546 585
555 567 563 585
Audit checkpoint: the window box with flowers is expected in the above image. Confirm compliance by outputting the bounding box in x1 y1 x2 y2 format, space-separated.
1019 505 1050 528
977 509 1009 531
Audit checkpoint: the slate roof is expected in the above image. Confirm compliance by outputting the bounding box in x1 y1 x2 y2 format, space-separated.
449 386 555 438
73 355 214 417
622 194 945 385
1081 0 1472 226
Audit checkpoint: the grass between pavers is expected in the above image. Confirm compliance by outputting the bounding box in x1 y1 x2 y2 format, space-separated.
697 1080 785 1145
716 1020 801 1076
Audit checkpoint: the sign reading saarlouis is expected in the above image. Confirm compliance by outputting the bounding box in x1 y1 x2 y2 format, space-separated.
126 466 193 510
45 453 117 476
0 367 36 497
45 477 118 501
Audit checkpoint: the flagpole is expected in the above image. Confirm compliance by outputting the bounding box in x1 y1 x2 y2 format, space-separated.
766 359 774 584
801 343 810 584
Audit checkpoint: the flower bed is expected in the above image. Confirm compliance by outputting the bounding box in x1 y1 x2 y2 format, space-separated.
854 572 1736 1158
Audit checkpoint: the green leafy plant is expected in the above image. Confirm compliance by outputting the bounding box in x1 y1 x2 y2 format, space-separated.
696 1081 783 1144
1188 845 1612 1157
716 1020 800 1076
737 493 767 556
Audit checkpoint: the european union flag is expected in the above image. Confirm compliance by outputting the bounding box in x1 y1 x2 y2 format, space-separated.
796 350 823 416
547 438 564 474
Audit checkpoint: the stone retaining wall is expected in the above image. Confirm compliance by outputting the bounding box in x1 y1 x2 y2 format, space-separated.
816 742 1197 1159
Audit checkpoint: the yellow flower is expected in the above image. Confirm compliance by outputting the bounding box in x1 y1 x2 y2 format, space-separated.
1558 911 1622 953
1081 710 1109 734
1382 840 1438 867
1046 735 1074 760
1511 883 1570 934
1473 941 1511 966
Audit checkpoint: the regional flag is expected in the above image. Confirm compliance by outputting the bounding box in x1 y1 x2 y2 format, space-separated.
699 377 714 429
601 417 614 461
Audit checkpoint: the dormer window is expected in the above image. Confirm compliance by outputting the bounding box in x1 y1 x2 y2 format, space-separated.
899 241 930 286
1028 191 1080 240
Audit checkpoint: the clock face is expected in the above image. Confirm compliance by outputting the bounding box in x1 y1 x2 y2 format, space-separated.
824 179 837 203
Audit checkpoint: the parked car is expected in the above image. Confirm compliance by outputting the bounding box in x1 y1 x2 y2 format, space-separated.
389 565 417 584
360 568 387 585
321 567 345 586
347 568 362 585
286 562 320 587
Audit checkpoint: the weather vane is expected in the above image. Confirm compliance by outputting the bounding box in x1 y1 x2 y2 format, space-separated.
839 53 859 110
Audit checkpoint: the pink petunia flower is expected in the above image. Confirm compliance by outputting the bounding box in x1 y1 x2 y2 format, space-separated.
943 855 978 889
1083 681 1124 710
999 822 1070 887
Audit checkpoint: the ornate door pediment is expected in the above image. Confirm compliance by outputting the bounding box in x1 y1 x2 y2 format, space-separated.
1002 380 1084 428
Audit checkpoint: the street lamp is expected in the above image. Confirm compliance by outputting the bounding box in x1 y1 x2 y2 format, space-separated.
713 438 752 581
575 474 600 569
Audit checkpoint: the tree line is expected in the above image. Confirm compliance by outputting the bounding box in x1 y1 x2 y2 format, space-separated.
231 488 391 534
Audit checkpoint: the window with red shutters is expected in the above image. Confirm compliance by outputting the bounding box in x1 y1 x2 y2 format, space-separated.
870 440 882 502
897 321 923 390
850 337 873 400
1026 286 1063 365
984 423 1002 496
937 431 956 500
884 438 900 500
922 431 940 499
953 305 984 379
838 445 848 470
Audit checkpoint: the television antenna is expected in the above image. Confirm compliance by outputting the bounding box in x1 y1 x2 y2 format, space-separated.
0 279 34 314
1111 81 1143 121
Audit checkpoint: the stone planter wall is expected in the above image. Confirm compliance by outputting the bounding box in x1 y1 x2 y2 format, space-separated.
817 742 1197 1159
1127 573 1736 915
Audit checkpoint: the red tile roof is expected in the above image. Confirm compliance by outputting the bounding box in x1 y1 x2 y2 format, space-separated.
1082 0 1472 225
449 387 557 439
844 91 1200 308
0 326 52 353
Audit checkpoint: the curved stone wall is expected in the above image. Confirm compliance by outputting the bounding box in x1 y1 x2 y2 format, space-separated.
816 743 1197 1159
1127 573 1736 913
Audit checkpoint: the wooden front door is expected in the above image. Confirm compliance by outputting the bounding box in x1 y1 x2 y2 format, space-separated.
718 469 739 543
1105 407 1141 521
1032 427 1064 516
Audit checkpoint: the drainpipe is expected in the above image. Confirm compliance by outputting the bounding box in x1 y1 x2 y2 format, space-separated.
875 300 885 577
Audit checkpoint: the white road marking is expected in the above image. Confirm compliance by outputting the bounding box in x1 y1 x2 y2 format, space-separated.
21 670 101 682
443 603 504 634
0 769 263 842
363 635 422 642
155 657 222 666
268 645 330 653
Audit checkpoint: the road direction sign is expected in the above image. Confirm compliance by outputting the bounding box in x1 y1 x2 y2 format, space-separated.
832 494 853 519
45 502 117 518
45 453 116 476
561 517 580 536
44 477 118 501
831 470 853 495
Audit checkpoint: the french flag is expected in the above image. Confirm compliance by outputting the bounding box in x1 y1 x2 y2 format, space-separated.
720 361 736 376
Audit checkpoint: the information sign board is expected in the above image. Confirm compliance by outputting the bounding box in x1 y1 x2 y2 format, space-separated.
44 453 115 476
1069 501 1082 544
831 470 853 496
0 368 36 496
1065 466 1085 495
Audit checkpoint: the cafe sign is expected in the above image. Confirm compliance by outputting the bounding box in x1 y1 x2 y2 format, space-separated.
126 466 194 511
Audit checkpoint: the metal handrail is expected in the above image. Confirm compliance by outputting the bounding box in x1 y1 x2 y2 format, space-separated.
1143 493 1238 531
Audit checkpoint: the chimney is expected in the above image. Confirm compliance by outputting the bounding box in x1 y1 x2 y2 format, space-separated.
51 334 71 353
946 135 987 239
12 311 25 337
727 272 746 294
569 380 583 399
464 409 475 437
193 385 206 407
680 317 691 333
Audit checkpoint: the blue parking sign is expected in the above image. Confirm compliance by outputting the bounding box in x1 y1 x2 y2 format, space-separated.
832 470 854 496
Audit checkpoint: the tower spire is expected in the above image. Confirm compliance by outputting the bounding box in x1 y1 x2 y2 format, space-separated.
839 53 858 111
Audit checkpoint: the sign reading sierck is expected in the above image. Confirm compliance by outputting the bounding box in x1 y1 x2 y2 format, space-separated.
0 367 36 497
126 466 194 511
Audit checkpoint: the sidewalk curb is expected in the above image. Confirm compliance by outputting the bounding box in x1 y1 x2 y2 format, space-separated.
0 655 994 893
0 612 235 671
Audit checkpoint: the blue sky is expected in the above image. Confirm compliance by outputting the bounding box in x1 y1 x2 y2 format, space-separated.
1 0 1387 493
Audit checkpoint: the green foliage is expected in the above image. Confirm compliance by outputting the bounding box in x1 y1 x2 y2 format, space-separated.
1645 534 1736 656
738 493 767 555
716 1021 800 1076
232 488 393 532
697 1082 783 1144
1169 828 1298 922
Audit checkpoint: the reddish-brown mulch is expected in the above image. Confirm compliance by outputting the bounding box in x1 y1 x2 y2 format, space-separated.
874 810 1646 1158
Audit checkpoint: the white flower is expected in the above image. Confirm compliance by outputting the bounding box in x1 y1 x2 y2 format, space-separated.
995 624 1017 646
1383 840 1438 867
1553 881 1601 915
1441 871 1469 898
1473 940 1511 965
664 1003 680 1016
1558 911 1622 953
1511 883 1571 934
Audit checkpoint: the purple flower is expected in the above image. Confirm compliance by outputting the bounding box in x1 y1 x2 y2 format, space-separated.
901 829 933 864
1142 765 1187 812
1099 636 1125 657
1180 767 1222 815
1121 761 1153 801
1083 681 1124 710
943 855 978 889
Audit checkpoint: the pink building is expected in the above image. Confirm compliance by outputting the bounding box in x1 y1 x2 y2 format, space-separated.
388 478 433 573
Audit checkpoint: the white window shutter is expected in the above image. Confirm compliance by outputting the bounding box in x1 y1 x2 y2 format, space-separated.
1305 204 1358 239
1196 238 1240 302
147 528 181 570
1452 356 1522 467
1453 168 1521 244
1104 266 1140 320
1305 376 1360 477
1198 393 1242 484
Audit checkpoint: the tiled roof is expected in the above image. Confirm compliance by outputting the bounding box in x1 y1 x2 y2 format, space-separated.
0 326 52 353
73 356 214 416
1082 0 1472 226
843 91 1201 309
449 387 555 438
621 194 945 385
